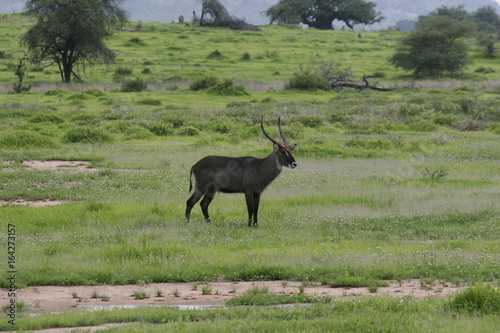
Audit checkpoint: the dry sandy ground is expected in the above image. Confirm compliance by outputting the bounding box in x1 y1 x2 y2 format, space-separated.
7 279 465 314
1 280 468 332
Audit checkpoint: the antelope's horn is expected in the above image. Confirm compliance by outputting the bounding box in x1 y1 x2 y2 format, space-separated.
261 117 281 146
278 116 289 147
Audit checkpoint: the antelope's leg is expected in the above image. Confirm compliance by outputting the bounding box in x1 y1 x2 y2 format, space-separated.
245 191 255 226
200 191 215 224
185 190 203 222
253 193 261 227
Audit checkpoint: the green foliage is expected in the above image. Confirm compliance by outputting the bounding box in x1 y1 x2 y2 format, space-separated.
28 114 65 124
115 67 133 75
190 75 248 95
390 16 476 76
207 50 223 59
207 78 248 96
189 75 219 91
447 283 500 314
62 127 114 143
136 98 162 106
265 0 383 30
22 0 127 83
121 78 148 92
285 69 330 90
0 130 59 148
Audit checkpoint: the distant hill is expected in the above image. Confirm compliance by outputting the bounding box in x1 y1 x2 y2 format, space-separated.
2 0 500 29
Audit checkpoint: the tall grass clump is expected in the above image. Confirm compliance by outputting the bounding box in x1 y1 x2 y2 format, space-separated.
447 283 500 314
121 78 147 92
189 76 248 96
189 75 219 91
285 69 330 91
0 130 59 148
62 127 114 143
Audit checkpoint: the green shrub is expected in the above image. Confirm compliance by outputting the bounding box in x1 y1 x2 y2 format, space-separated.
207 50 223 59
241 52 251 60
29 114 65 124
62 127 114 143
124 126 155 140
0 130 59 149
178 126 199 136
207 79 248 96
121 78 147 92
447 283 500 314
189 75 219 91
141 68 152 74
139 121 173 136
293 115 323 128
128 37 145 45
115 67 133 75
136 98 162 106
285 70 330 91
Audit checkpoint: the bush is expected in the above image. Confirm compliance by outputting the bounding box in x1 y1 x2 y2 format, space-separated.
62 127 114 143
207 79 248 96
447 283 500 314
189 75 219 91
0 130 59 148
121 78 147 92
139 121 173 136
190 76 248 96
136 98 162 106
179 126 199 136
115 67 133 75
293 115 323 128
207 50 223 59
29 114 65 124
285 70 330 91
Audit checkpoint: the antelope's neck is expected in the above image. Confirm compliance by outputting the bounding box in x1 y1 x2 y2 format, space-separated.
261 152 282 180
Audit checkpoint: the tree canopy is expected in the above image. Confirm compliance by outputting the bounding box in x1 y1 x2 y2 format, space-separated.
390 16 476 77
265 0 383 30
22 0 127 83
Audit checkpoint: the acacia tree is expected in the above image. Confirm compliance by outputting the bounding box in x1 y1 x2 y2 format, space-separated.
265 0 383 30
390 16 476 77
22 0 127 83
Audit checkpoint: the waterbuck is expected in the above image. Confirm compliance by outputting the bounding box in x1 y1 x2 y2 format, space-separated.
185 117 297 227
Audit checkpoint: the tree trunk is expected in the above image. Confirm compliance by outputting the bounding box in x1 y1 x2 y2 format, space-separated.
61 58 72 83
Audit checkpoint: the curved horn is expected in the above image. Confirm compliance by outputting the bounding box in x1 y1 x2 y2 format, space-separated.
261 117 281 146
277 116 289 147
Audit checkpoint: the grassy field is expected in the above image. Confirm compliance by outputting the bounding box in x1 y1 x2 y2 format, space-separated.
0 13 499 332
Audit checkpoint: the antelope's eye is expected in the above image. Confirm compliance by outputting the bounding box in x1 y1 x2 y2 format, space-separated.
280 149 287 155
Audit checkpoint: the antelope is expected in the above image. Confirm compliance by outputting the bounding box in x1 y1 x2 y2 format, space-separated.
185 117 297 227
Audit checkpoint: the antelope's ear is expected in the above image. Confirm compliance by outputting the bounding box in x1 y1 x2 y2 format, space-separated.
289 144 297 151
273 143 281 152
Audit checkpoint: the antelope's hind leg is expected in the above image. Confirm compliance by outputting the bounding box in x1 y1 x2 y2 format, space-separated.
185 190 204 222
200 191 216 224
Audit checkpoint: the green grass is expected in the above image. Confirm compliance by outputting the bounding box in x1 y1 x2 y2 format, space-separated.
0 14 499 332
3 289 500 332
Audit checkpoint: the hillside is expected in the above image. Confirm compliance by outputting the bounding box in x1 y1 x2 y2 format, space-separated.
0 14 499 90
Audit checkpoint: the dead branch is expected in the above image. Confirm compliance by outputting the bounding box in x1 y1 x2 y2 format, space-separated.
331 75 394 92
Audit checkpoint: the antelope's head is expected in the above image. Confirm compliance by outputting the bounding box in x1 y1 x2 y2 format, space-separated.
261 117 297 169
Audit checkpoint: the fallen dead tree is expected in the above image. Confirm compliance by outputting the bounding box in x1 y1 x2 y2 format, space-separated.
331 75 395 92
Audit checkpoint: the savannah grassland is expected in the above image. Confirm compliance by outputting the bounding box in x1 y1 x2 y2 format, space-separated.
0 13 500 332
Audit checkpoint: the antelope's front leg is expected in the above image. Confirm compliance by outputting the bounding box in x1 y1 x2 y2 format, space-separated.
244 191 254 226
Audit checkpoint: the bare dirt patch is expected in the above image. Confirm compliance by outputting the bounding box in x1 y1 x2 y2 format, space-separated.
3 279 466 316
0 198 69 207
22 160 94 171
2 160 97 172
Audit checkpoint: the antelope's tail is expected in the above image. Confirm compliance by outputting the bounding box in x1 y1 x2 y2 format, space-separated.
189 169 193 192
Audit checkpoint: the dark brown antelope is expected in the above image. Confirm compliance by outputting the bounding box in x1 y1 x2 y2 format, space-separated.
185 117 297 227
